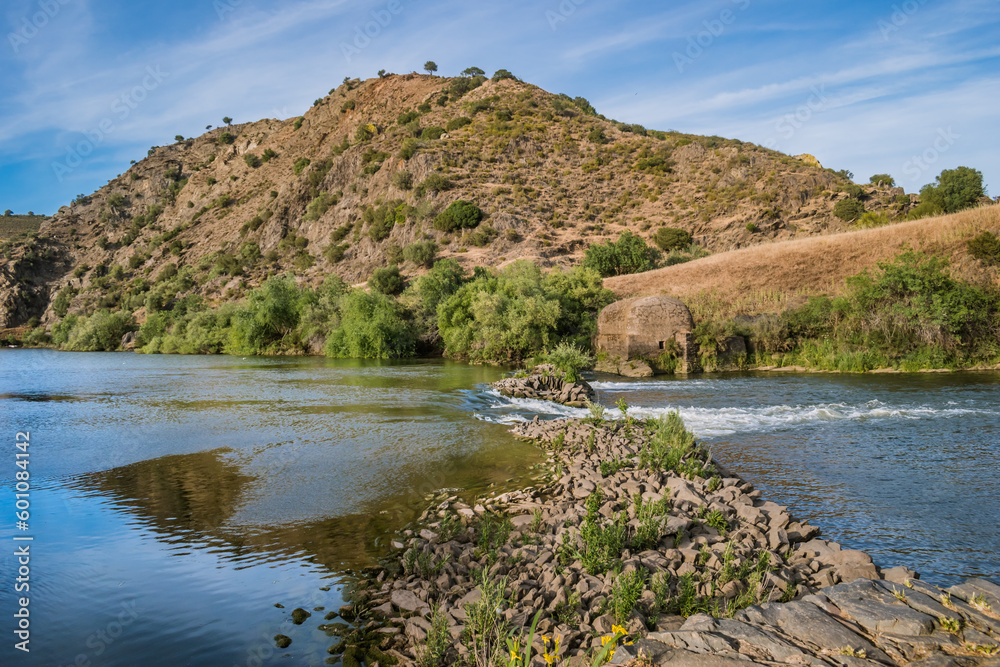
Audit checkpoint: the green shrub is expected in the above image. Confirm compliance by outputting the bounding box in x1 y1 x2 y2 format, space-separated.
218 132 234 145
341 99 355 113
52 287 76 318
386 244 404 264
437 262 612 363
746 222 759 233
244 154 260 168
919 166 985 214
420 126 445 140
392 170 413 190
398 138 420 160
415 173 452 197
543 342 592 382
843 183 865 199
303 192 338 221
433 200 482 232
587 127 607 144
324 242 349 263
62 310 137 351
492 69 516 82
369 265 405 295
293 117 303 130
869 173 895 187
967 231 1000 266
293 158 311 175
226 276 303 354
261 148 277 163
403 240 437 267
653 227 692 251
833 199 865 221
325 291 415 359
582 231 660 277
445 116 473 132
397 110 420 126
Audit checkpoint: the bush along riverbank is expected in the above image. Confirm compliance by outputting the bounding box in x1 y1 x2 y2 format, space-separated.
333 405 1000 666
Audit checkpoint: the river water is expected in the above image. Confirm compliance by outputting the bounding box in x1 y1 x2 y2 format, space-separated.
1 350 998 666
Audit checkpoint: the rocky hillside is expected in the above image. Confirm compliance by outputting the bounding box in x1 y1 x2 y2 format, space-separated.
3 72 910 328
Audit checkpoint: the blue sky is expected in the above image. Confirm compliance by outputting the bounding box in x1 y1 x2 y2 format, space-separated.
2 0 998 215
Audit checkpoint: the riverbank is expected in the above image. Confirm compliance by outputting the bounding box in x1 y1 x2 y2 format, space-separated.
340 406 1000 665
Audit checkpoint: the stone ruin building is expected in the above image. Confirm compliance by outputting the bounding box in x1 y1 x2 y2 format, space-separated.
594 295 699 373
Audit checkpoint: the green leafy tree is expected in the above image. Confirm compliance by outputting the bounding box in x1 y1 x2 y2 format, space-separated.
583 231 661 277
369 265 406 295
223 116 233 125
436 261 612 363
833 199 865 222
461 66 485 77
174 135 184 142
226 276 302 354
325 291 415 359
653 227 693 251
377 69 386 78
433 200 482 231
920 166 985 214
869 173 895 187
423 60 438 74
492 69 516 82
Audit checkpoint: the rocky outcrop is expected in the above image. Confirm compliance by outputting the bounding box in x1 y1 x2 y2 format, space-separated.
491 365 596 406
615 576 1000 665
337 414 998 665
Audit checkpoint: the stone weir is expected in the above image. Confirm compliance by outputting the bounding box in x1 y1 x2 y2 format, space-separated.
340 415 1000 667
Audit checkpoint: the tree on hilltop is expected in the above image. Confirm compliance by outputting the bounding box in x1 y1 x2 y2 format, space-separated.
424 61 438 74
461 66 484 77
920 166 985 214
223 116 233 126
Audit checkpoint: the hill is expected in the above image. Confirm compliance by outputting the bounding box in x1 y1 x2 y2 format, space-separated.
605 205 1000 321
2 72 910 328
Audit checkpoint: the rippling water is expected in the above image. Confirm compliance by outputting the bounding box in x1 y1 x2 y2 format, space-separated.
477 371 1000 586
0 350 539 667
1 351 997 666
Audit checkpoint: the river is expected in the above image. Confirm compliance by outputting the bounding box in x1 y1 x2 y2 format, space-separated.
1 350 998 665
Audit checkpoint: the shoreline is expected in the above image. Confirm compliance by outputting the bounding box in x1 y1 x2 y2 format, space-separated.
4 344 1000 376
335 406 1000 666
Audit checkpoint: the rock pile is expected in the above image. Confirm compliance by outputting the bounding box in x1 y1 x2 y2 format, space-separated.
335 414 1000 666
492 365 596 407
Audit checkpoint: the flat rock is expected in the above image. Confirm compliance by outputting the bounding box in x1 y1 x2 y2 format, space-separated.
824 579 936 636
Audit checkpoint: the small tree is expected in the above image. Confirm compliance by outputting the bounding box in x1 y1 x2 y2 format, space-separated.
492 68 516 82
206 125 212 130
223 116 233 126
833 199 865 222
174 135 184 142
369 265 406 295
920 166 985 214
424 61 438 74
583 231 660 277
869 173 895 187
433 200 482 232
377 69 386 78
653 227 693 252
461 66 485 77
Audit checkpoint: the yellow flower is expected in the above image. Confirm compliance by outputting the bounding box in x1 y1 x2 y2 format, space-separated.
611 624 627 636
543 653 556 665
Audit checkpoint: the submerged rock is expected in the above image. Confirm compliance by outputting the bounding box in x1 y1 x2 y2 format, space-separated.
273 634 291 649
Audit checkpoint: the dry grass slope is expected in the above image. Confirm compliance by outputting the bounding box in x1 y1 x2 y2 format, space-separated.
605 205 1000 319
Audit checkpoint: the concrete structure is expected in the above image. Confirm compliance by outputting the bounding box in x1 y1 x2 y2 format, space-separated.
594 296 698 372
